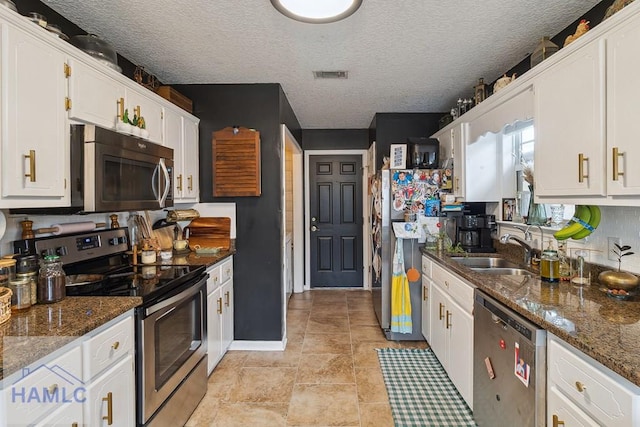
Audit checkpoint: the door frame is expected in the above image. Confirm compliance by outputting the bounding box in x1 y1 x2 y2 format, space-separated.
280 124 304 295
304 149 371 291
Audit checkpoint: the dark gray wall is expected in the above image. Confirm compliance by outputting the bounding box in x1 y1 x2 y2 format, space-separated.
173 83 300 341
301 129 369 150
369 113 444 170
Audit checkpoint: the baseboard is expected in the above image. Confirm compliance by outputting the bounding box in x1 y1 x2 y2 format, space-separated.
228 339 287 351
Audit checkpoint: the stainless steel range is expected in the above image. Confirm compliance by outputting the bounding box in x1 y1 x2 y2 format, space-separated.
15 228 208 427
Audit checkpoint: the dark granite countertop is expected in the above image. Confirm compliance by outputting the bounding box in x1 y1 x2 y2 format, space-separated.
0 296 142 382
422 246 640 387
158 249 235 268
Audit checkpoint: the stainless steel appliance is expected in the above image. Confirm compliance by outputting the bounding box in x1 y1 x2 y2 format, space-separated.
473 290 546 427
371 169 440 341
71 124 173 213
15 228 208 427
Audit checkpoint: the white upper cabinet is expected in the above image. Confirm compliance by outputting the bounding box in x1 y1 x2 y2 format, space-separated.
0 7 200 209
66 57 124 129
534 5 640 204
534 38 606 198
436 123 465 198
125 87 164 144
164 108 200 203
606 14 640 196
182 116 200 202
435 120 501 203
0 21 69 207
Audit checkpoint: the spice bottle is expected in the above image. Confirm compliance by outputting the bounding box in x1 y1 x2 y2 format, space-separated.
37 255 66 303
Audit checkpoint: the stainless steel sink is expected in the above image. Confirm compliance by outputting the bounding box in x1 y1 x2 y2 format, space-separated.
450 256 520 269
470 267 534 276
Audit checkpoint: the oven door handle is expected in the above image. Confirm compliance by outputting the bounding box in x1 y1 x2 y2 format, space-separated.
145 276 206 317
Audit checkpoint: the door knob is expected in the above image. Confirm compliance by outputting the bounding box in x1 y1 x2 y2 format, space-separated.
311 225 319 232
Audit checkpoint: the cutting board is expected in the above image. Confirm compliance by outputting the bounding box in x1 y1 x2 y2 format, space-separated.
184 217 231 250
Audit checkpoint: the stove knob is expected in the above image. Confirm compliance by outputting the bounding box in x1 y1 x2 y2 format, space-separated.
56 246 68 256
109 238 118 246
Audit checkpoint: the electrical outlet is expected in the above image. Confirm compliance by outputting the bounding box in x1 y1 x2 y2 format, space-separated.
608 237 621 261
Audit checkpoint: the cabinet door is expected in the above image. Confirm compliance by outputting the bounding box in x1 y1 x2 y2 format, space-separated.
1 24 68 204
548 386 600 427
125 87 163 144
421 275 430 343
163 108 184 198
464 133 498 202
429 282 448 369
534 39 606 197
84 354 135 427
67 58 123 130
35 400 83 427
606 16 640 195
207 287 223 374
446 297 474 409
221 279 234 352
182 117 200 202
437 124 465 198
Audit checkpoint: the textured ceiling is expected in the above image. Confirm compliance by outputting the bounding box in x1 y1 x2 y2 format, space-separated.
43 0 600 129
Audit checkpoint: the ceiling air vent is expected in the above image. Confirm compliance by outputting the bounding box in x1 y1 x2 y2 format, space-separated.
313 70 348 79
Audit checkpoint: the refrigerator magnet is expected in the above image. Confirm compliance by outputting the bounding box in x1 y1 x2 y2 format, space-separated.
514 342 530 387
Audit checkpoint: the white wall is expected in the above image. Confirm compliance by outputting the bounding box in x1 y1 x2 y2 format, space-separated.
499 205 640 274
0 202 236 256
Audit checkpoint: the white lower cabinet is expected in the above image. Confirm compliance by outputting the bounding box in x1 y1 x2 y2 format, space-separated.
207 256 234 375
547 334 640 426
0 311 135 427
84 354 135 427
35 399 84 427
426 261 474 408
548 385 600 427
421 275 430 344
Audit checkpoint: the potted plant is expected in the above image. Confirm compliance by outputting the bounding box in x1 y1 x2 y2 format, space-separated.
598 243 639 292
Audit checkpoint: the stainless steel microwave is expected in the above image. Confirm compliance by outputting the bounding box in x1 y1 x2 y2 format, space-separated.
70 124 174 213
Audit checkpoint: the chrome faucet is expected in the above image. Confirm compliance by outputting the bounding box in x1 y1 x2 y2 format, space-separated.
524 224 544 263
500 233 534 265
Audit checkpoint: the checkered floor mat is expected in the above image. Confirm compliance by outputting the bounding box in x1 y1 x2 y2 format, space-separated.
377 348 477 427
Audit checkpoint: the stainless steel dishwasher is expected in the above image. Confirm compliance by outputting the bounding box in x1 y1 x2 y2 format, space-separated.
473 290 546 427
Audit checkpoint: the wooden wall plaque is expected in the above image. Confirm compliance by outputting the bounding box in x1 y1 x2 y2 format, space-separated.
212 126 261 197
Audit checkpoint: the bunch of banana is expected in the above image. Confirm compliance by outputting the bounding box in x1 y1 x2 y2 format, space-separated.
553 205 601 240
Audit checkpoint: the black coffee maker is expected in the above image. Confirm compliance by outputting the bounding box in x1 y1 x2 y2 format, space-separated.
456 213 496 253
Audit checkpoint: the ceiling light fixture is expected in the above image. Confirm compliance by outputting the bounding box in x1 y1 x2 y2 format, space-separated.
270 0 362 23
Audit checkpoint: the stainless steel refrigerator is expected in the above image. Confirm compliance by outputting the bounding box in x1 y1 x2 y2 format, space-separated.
371 169 445 341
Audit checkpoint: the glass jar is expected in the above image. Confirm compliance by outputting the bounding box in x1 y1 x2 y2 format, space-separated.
38 255 66 303
531 36 559 68
127 212 141 251
8 277 31 310
0 258 16 287
540 249 560 283
16 272 38 305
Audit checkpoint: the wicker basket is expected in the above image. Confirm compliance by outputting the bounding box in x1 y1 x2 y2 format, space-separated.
0 286 12 324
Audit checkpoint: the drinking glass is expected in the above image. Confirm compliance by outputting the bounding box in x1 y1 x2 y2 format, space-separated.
550 204 565 226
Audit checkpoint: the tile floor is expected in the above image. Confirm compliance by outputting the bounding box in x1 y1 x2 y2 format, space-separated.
186 289 427 426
